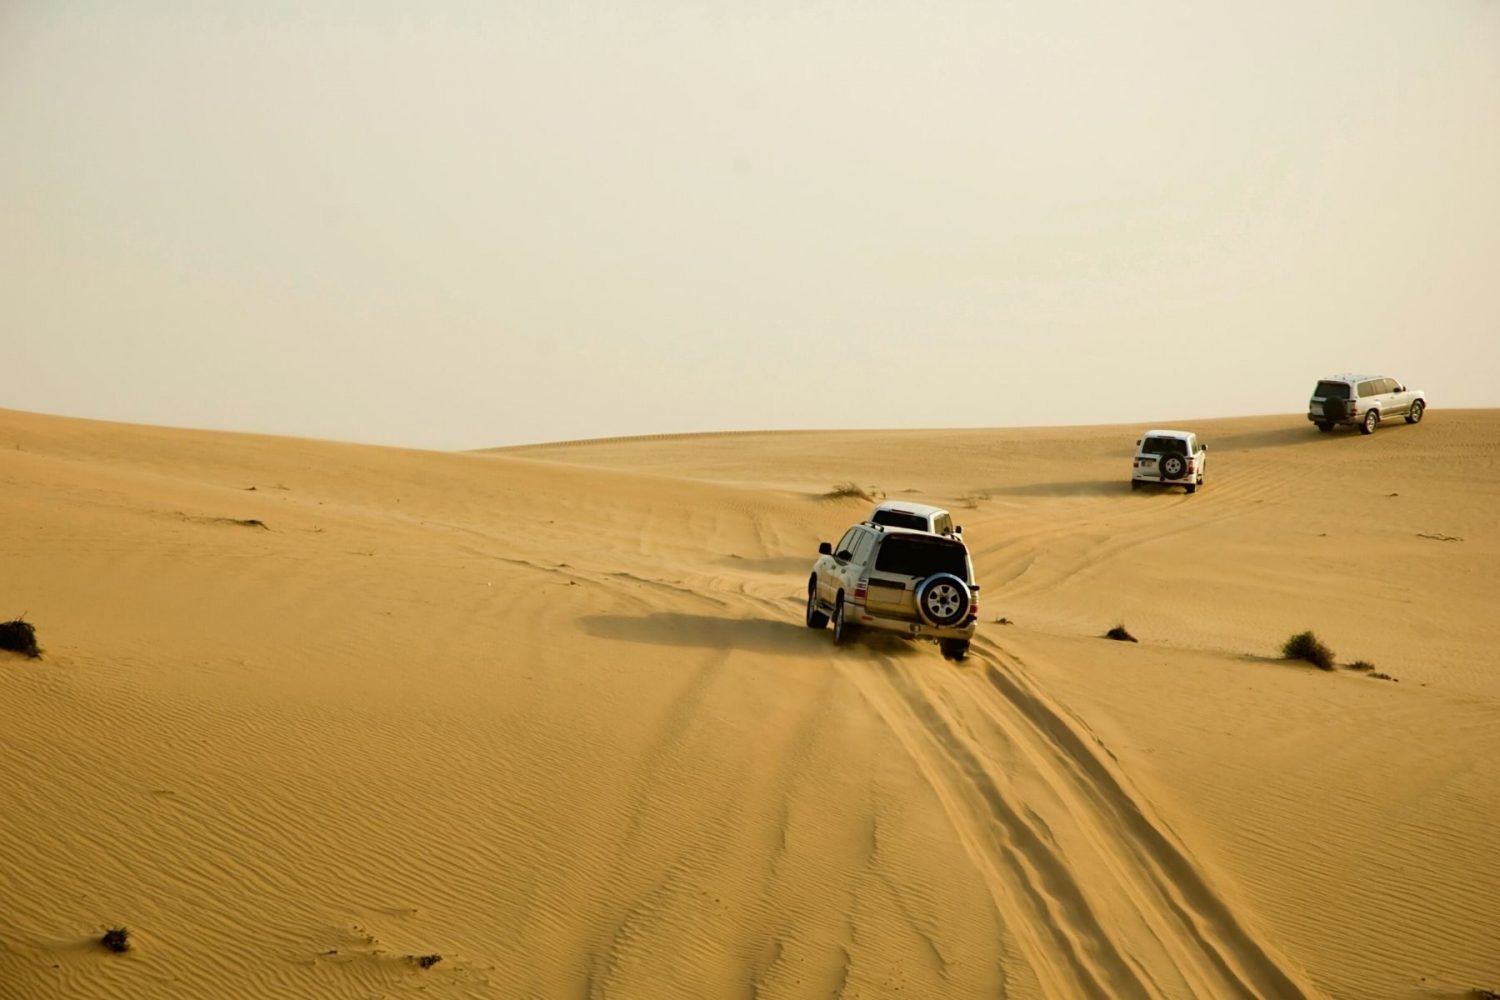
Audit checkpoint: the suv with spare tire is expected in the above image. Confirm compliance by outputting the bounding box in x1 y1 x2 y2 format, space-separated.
806 522 979 661
1131 429 1207 493
1308 374 1426 434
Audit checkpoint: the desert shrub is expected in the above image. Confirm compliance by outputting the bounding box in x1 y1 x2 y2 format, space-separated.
0 618 40 658
1104 624 1138 643
1346 660 1376 672
1470 989 1499 1000
100 928 130 953
825 482 876 501
1282 630 1336 671
412 954 442 969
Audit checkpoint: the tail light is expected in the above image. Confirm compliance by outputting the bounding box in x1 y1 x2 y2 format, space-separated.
854 580 868 602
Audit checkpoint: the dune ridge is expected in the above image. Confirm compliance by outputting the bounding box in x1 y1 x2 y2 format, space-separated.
3 407 1498 999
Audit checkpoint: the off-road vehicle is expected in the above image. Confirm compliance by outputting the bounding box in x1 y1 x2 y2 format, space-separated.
868 501 960 536
1130 430 1207 493
1308 374 1426 434
806 522 978 661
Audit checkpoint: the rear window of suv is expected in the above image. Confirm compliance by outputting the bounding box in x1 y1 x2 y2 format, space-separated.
871 509 930 531
874 535 968 579
1140 436 1188 456
1314 381 1352 400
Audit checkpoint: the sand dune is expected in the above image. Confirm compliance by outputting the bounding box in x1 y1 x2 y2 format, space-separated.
2 407 1498 999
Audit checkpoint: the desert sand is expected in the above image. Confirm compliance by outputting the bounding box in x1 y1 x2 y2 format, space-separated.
2 406 1497 1000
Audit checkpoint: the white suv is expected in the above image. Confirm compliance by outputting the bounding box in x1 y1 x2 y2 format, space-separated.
806 522 979 661
1130 429 1206 493
1308 374 1426 434
868 501 960 536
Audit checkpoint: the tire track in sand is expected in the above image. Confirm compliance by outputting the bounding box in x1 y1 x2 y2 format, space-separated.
839 638 1316 999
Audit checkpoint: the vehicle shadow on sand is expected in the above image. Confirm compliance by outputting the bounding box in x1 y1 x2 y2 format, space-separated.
579 612 925 658
1207 424 1417 451
981 479 1128 498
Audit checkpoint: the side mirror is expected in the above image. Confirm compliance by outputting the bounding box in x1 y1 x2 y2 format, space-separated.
1135 439 1141 446
1202 444 1208 451
955 526 964 534
1396 385 1405 392
818 542 832 556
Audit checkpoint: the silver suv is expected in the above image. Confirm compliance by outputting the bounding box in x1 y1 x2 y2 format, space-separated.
806 522 978 661
1308 374 1426 434
868 501 960 537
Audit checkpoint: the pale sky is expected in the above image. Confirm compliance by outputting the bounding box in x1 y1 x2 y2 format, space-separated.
5 2 1499 449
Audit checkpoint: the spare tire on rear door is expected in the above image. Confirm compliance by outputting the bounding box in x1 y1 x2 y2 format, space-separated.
1159 453 1187 480
916 573 971 628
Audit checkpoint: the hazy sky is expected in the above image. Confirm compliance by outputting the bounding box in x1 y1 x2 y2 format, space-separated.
6 2 1499 449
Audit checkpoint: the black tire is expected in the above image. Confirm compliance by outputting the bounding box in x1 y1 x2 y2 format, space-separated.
832 595 856 645
1130 480 1142 491
916 573 971 628
940 639 970 662
1316 422 1334 432
1159 453 1187 480
1360 409 1379 435
1405 400 1424 425
1185 483 1197 494
805 580 828 629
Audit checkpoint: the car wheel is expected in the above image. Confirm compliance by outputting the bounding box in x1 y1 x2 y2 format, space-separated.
1361 409 1379 435
1316 422 1334 432
1406 400 1424 425
805 580 828 630
832 595 856 645
1130 479 1142 491
1185 483 1196 494
1159 454 1186 480
940 639 970 662
916 574 971 628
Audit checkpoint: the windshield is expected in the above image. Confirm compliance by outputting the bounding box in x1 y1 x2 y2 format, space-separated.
1314 381 1351 400
871 509 929 531
874 535 969 579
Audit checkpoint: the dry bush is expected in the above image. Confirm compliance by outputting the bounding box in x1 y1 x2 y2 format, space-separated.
1104 624 1138 643
100 928 130 953
0 618 40 658
1282 630 1336 671
825 482 877 501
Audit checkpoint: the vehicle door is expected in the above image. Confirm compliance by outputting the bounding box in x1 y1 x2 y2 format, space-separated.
1356 379 1382 418
1382 378 1410 416
819 527 860 606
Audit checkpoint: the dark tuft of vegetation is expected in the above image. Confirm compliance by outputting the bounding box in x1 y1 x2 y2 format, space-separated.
1470 989 1499 1000
1282 630 1336 671
994 617 1013 625
1368 672 1398 682
412 953 443 970
824 482 878 501
0 618 41 658
100 928 131 953
1104 624 1138 643
1346 660 1376 672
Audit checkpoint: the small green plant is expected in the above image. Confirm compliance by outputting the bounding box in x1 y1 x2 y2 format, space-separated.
0 618 41 658
1104 624 1138 643
100 928 131 953
1282 630 1336 671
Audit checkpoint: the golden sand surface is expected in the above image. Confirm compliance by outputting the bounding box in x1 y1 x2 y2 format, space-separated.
3 407 1497 999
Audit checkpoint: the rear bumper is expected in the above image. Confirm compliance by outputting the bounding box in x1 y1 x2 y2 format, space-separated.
1132 473 1195 483
851 605 975 640
1308 410 1355 425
